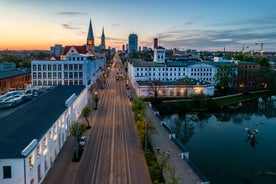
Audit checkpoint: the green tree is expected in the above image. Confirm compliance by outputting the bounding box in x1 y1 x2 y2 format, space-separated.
81 105 92 128
214 65 237 91
69 122 87 139
175 77 193 98
131 98 146 121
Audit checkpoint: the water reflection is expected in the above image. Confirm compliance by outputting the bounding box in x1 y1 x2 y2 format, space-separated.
162 97 276 184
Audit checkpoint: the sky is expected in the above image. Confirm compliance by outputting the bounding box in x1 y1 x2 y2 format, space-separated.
1 0 276 52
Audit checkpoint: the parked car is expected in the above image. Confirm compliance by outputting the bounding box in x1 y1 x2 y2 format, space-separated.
79 136 86 147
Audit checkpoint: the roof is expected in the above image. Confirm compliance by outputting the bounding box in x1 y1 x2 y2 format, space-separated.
132 60 164 67
87 19 94 41
0 68 31 80
136 78 211 86
61 45 87 55
155 46 165 50
131 60 234 68
0 85 85 159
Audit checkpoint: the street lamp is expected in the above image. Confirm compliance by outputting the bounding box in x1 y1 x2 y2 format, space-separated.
94 91 99 110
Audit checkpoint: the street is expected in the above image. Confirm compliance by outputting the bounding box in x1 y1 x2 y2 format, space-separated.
74 54 152 184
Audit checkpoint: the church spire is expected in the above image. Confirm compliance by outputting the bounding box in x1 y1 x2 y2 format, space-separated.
87 19 94 46
101 27 105 50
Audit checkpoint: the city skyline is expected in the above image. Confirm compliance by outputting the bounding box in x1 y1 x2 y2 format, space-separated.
1 0 276 52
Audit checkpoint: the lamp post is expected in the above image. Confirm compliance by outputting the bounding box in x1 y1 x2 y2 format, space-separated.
94 91 98 110
144 103 148 151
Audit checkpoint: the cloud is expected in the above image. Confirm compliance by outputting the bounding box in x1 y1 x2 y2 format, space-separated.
56 11 87 15
62 24 78 30
111 24 120 27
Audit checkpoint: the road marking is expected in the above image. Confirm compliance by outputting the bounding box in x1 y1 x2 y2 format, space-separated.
109 88 116 184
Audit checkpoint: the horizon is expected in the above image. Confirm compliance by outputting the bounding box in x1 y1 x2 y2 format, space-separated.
1 0 276 52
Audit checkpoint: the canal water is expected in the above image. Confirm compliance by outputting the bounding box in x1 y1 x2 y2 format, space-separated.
163 98 276 184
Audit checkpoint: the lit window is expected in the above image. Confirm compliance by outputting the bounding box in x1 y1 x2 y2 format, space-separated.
37 144 41 158
43 137 47 149
49 131 52 141
29 153 34 170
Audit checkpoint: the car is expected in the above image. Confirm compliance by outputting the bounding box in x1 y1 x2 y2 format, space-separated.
79 136 86 147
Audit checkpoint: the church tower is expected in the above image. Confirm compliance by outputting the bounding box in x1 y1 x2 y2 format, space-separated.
101 27 106 50
87 19 95 46
86 19 95 53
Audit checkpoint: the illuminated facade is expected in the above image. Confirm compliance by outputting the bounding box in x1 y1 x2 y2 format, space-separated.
31 54 105 87
0 86 87 184
128 46 236 97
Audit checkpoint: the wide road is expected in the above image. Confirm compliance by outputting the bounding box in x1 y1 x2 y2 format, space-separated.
74 53 152 184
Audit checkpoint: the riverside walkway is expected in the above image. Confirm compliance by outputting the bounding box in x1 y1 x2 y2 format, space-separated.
147 105 208 184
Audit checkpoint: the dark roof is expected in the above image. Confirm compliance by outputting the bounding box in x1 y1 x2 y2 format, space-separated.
155 46 165 50
0 68 31 80
0 85 85 159
61 45 87 55
136 78 211 86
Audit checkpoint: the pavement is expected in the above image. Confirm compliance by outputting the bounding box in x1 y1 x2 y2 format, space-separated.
42 102 203 184
147 106 203 184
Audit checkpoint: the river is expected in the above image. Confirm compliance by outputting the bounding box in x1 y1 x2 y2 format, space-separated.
163 98 276 184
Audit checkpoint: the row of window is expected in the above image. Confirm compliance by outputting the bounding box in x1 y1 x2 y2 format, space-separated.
32 72 83 80
135 67 214 72
136 72 213 77
32 64 83 71
32 80 83 85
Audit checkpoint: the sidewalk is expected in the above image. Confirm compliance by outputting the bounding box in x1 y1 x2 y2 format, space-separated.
148 107 203 184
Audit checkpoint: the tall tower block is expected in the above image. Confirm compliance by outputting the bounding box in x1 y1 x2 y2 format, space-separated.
153 38 158 49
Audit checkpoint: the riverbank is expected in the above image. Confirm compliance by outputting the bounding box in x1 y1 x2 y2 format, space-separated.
146 90 274 115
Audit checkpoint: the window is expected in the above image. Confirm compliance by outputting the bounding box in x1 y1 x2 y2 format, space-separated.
79 64 83 70
29 153 34 170
43 137 47 149
64 64 68 71
33 73 37 79
37 144 41 158
33 65 37 71
37 164 41 182
49 130 52 141
3 166 11 178
44 155 48 171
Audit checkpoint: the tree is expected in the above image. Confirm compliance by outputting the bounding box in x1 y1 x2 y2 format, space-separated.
175 77 193 98
69 122 87 139
81 105 92 128
214 65 237 92
131 98 146 121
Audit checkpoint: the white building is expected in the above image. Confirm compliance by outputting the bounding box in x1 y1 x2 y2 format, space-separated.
31 54 105 87
128 46 237 97
0 85 87 184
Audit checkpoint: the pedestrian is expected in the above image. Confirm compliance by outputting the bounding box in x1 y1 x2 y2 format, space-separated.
166 150 170 157
156 146 160 154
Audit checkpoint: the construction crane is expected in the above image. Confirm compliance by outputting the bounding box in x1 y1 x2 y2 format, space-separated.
255 41 266 55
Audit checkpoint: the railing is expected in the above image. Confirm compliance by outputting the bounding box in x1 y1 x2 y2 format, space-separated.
154 109 210 184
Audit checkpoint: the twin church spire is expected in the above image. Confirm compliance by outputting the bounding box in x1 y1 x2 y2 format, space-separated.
87 19 105 50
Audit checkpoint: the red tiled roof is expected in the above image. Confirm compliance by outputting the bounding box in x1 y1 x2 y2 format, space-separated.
61 45 87 55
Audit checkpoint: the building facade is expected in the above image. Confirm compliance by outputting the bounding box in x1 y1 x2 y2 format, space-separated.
128 33 138 54
31 54 105 87
128 46 237 97
0 85 87 184
0 68 31 95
